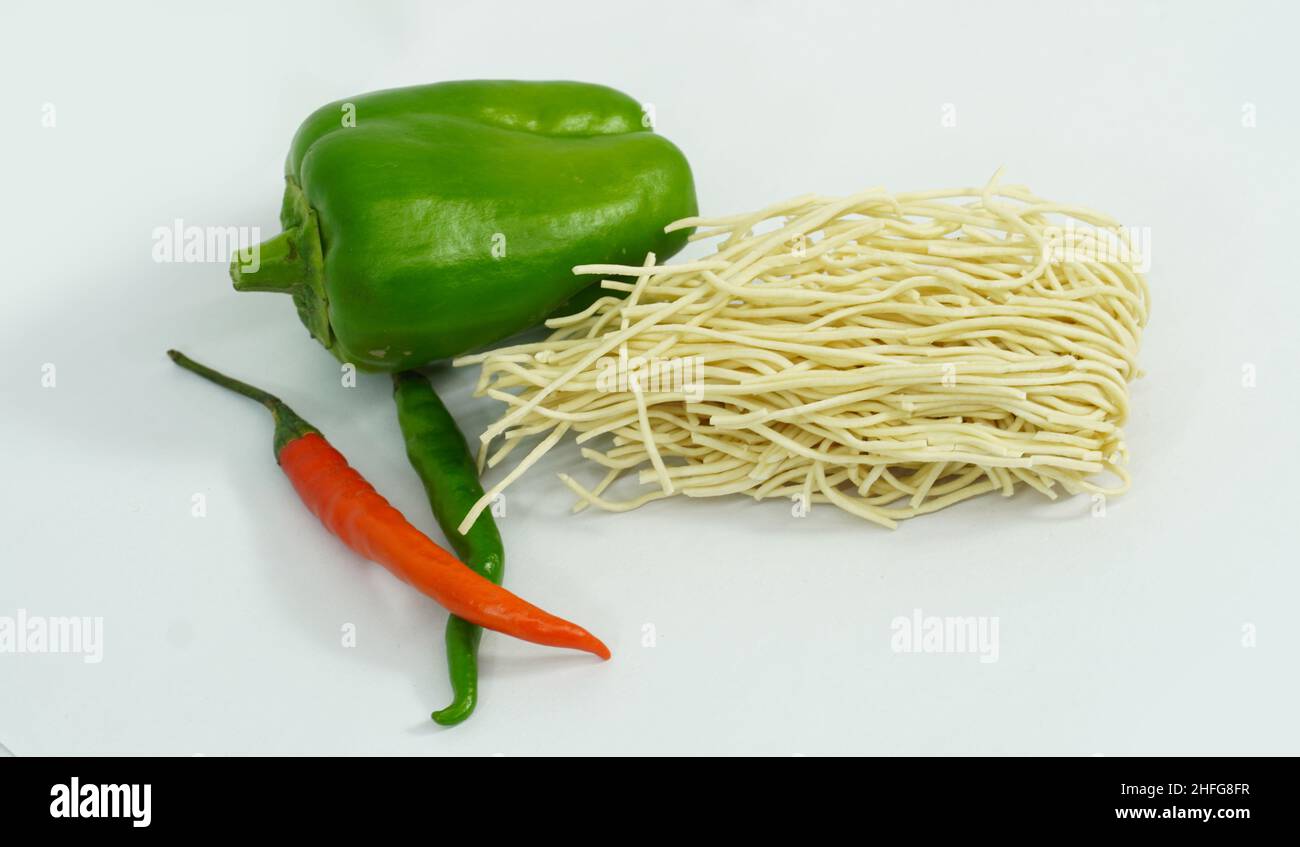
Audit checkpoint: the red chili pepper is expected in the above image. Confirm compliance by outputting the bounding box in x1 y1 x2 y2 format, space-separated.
168 350 609 660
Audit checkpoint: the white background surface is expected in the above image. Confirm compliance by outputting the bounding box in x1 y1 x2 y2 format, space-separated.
2 0 1297 755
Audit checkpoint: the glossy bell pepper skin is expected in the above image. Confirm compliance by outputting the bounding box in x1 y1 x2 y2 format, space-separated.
233 80 698 372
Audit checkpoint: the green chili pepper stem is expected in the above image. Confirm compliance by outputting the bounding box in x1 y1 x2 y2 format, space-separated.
167 350 319 458
392 371 505 726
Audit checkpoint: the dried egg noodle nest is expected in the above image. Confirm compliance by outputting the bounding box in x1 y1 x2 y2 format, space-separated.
454 172 1150 532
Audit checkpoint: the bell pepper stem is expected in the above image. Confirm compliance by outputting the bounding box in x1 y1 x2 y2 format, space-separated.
230 229 301 293
230 178 333 349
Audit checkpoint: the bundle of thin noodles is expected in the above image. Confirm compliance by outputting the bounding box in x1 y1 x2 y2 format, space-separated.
454 171 1150 531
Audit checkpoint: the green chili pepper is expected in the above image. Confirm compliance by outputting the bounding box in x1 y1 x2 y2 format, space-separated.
234 80 697 372
392 371 505 725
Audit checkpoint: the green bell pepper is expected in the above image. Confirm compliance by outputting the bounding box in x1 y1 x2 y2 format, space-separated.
233 80 698 372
